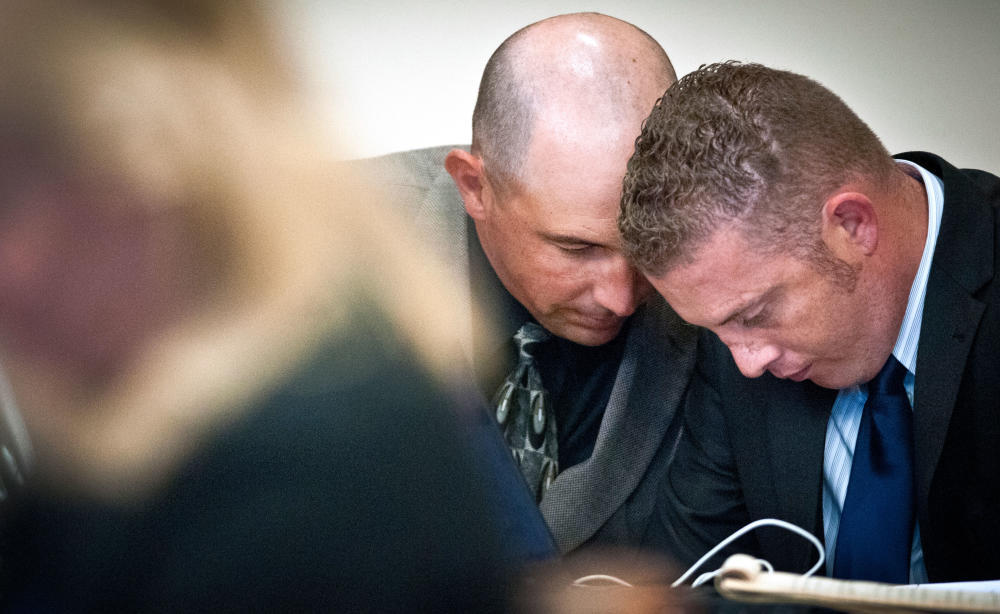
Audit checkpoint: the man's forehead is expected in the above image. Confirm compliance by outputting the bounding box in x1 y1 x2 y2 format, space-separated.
519 121 631 199
653 228 773 324
657 269 749 327
519 184 621 246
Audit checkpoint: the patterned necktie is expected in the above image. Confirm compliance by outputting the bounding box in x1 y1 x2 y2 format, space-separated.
833 355 915 583
494 322 557 502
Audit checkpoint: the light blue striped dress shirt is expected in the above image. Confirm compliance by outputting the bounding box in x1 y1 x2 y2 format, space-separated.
822 160 944 584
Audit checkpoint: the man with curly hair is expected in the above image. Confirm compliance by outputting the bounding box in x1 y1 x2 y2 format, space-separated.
621 61 1000 583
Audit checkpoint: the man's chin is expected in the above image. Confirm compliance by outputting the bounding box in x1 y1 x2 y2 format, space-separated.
551 319 624 347
803 368 855 390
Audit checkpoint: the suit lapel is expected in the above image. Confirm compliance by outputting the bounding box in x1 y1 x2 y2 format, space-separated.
757 378 833 571
539 298 697 552
903 153 994 516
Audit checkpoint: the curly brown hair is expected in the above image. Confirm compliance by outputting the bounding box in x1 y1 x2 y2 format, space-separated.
619 61 895 277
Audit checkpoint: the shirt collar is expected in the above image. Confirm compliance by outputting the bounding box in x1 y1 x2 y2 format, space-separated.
892 159 945 375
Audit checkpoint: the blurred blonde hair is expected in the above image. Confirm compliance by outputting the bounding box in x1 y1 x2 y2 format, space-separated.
0 0 480 499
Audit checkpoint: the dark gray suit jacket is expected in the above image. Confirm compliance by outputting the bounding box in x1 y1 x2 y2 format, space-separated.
645 152 1000 583
351 145 698 554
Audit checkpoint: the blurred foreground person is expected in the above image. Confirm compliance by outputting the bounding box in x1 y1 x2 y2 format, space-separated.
0 1 518 610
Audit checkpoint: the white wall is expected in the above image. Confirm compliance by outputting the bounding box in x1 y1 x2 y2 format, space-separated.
279 0 1000 172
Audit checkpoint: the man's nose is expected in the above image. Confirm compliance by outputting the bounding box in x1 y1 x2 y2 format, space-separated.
726 338 782 379
592 256 651 317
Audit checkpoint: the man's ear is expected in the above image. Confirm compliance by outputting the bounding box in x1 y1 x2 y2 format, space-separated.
821 191 879 257
445 149 490 220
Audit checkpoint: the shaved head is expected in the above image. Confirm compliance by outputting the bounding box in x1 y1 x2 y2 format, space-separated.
447 14 674 345
472 12 675 193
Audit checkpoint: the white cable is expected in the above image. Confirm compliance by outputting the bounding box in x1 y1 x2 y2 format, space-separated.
692 568 722 588
572 574 634 587
670 518 825 588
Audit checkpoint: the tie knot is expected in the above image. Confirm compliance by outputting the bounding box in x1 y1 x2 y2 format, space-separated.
513 322 550 357
870 354 909 397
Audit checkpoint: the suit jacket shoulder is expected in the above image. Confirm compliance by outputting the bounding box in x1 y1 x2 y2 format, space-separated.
348 144 464 215
347 146 477 356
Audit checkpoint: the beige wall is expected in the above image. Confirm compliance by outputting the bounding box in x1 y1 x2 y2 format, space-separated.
281 0 1000 172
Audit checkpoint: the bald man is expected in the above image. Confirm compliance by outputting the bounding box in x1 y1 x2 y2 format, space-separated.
353 13 696 554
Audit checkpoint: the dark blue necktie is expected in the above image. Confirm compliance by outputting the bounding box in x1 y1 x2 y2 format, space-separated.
833 355 915 583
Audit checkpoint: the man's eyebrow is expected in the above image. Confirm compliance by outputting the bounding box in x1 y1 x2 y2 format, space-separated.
538 232 598 246
718 301 755 327
717 288 773 327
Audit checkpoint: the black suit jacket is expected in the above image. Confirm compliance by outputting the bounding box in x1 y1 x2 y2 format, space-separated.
646 153 1000 583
